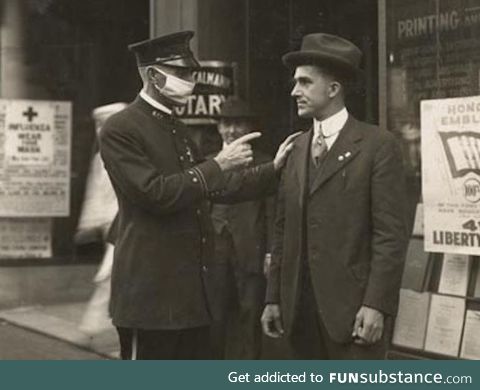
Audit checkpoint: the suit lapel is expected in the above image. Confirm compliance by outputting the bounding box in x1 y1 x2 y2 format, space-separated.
293 128 312 208
309 115 363 196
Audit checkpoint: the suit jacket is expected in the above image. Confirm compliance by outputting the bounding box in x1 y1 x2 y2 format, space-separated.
211 150 275 274
266 115 408 343
99 96 277 330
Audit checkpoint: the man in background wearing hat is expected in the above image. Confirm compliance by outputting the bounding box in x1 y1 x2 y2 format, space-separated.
261 33 408 359
209 97 274 359
99 31 297 359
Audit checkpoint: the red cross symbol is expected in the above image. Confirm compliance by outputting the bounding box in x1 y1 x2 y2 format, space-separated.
23 107 38 122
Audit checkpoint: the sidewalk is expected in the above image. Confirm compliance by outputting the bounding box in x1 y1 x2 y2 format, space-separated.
0 302 119 359
0 321 106 360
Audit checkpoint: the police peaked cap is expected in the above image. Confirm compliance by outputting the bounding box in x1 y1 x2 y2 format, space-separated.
128 31 200 68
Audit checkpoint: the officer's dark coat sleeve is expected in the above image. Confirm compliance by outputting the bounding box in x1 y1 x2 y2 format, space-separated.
208 161 279 203
99 120 226 216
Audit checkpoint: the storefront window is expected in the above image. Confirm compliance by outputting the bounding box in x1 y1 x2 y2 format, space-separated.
386 0 480 360
386 0 480 219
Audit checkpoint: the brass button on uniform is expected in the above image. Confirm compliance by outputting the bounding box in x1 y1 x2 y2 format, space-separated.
201 237 207 244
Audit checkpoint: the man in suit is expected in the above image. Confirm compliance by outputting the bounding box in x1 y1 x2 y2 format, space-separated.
261 33 408 359
99 31 296 359
209 97 274 359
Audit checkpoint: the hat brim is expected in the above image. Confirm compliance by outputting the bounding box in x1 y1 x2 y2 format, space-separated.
282 51 362 78
156 56 200 69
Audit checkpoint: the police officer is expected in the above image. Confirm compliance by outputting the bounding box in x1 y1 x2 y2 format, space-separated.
99 31 297 359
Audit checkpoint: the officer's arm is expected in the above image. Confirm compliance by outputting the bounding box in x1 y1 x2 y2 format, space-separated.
208 131 300 203
208 161 279 203
99 126 225 215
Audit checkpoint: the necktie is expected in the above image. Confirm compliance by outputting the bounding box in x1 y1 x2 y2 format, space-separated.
311 128 328 167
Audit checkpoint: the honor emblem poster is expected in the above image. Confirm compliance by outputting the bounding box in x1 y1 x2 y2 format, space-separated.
422 95 480 255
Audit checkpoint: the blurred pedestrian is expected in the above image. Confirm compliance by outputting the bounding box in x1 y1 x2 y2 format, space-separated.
77 102 126 337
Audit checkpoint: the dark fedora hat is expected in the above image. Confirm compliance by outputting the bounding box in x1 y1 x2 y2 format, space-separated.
283 33 362 76
128 30 200 68
218 96 257 119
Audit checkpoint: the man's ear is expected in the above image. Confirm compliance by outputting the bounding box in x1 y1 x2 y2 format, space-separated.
328 81 342 98
147 67 167 89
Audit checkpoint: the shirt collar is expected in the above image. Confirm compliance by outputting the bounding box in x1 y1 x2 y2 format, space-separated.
139 90 172 115
314 107 348 138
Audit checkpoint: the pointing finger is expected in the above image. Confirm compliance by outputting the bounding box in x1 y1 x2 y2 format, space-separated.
230 131 262 146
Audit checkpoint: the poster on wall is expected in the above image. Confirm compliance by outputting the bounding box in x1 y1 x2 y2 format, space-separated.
0 99 71 217
174 61 236 125
421 95 480 255
0 218 51 258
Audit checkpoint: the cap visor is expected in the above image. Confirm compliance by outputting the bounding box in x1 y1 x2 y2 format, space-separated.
161 56 200 68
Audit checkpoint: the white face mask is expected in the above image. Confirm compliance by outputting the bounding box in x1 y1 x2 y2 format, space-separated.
149 66 195 104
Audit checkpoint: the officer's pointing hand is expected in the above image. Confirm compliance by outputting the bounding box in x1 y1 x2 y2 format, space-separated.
230 132 262 147
214 132 262 172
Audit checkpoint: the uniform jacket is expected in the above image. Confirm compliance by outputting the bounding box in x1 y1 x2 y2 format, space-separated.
265 115 408 343
211 150 275 274
99 96 276 330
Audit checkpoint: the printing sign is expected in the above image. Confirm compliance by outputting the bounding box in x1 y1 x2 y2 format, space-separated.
422 95 480 255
